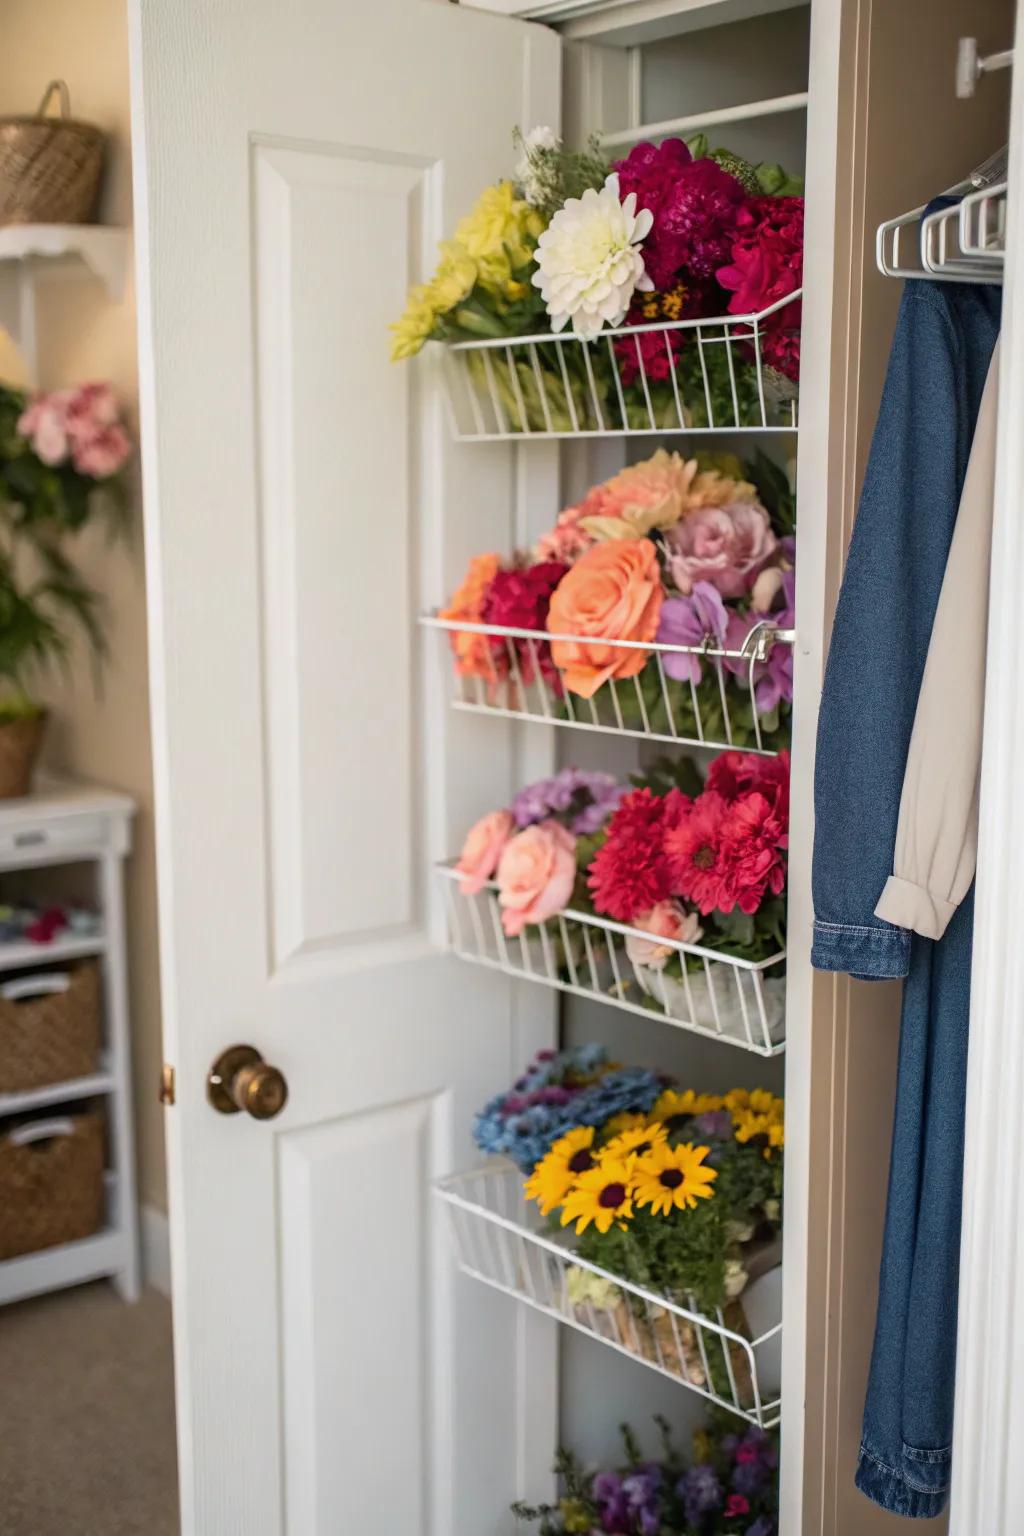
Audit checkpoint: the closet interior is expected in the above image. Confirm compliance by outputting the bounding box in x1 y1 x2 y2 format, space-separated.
425 0 1015 1528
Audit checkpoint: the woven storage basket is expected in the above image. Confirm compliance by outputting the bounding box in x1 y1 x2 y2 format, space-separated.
0 962 101 1093
0 1111 104 1260
0 711 48 799
0 81 105 226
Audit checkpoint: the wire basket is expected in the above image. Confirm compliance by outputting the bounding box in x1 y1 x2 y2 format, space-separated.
436 1160 782 1426
440 292 800 441
0 81 106 227
437 864 786 1056
423 614 793 755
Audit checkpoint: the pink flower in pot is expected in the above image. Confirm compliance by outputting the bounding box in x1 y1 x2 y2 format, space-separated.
496 820 577 936
664 500 778 599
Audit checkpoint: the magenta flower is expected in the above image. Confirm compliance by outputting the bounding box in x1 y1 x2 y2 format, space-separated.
656 582 729 683
615 140 747 288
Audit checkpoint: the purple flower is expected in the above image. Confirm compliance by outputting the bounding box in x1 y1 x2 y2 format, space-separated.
746 1518 776 1536
593 1470 630 1530
691 1108 734 1140
724 599 793 716
679 1463 723 1525
511 767 626 835
656 582 729 683
731 1458 768 1498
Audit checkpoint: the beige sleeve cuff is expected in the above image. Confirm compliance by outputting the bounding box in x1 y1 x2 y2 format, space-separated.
874 876 958 941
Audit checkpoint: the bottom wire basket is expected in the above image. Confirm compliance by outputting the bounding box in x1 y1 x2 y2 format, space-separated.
435 1160 782 1427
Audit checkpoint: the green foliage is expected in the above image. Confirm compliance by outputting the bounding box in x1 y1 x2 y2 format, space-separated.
512 127 610 223
0 382 123 708
745 447 797 537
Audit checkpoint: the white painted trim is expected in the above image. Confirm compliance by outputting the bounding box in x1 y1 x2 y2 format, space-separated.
951 9 1024 1531
141 1203 171 1298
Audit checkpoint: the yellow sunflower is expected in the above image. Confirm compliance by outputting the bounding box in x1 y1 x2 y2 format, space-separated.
523 1127 599 1217
602 1121 669 1162
650 1088 724 1126
633 1142 718 1216
560 1158 636 1234
601 1111 648 1140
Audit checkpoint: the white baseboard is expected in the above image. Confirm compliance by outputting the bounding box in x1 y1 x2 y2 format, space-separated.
141 1204 171 1297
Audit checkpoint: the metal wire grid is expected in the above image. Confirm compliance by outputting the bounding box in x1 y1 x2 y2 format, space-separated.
422 615 794 756
436 1161 782 1426
877 178 1007 283
437 864 786 1056
439 293 801 440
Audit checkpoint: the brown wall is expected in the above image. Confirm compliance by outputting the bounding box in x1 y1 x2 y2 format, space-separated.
0 0 166 1217
802 0 1011 1530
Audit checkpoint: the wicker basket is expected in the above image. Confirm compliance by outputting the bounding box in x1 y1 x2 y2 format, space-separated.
0 1111 104 1260
0 81 106 227
0 963 101 1093
0 711 48 799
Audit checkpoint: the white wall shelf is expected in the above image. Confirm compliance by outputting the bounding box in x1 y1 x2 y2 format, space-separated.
460 0 807 46
0 224 131 386
0 781 139 1305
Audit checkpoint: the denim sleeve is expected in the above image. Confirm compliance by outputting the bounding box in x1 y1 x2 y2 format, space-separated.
811 283 998 979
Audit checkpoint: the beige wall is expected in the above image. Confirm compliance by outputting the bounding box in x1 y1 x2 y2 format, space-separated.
0 0 166 1215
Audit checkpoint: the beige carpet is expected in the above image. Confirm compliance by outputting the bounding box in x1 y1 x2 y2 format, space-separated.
0 1281 179 1536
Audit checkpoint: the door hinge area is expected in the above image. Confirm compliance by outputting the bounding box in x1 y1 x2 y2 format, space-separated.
159 1063 176 1106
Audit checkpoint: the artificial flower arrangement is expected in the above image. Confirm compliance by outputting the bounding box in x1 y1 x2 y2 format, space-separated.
512 1414 779 1536
391 127 803 432
439 447 794 748
474 1043 783 1398
0 381 131 794
454 752 788 1031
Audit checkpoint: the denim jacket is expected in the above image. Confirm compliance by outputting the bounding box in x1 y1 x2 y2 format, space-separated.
811 281 1001 979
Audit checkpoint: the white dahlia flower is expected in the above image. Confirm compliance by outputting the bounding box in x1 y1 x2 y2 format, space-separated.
531 172 654 340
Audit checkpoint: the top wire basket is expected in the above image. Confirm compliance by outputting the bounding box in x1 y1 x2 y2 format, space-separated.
440 292 801 441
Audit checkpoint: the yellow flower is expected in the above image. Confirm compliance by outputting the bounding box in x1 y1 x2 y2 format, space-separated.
560 1499 595 1533
602 1121 668 1162
455 180 544 295
389 284 437 361
523 1126 598 1217
427 240 477 312
560 1158 636 1234
633 1142 718 1216
650 1088 724 1125
730 1090 785 1157
602 1111 648 1140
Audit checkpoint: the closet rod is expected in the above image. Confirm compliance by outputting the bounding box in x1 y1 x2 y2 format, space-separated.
957 38 1014 99
600 90 808 149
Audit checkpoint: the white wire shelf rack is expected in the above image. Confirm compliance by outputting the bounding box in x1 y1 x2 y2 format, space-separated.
437 863 786 1056
436 1160 782 1426
423 615 793 756
440 292 800 440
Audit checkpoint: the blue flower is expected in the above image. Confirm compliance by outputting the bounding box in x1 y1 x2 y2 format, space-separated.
678 1463 723 1525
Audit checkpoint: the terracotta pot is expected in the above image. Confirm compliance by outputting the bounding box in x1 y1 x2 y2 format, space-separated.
0 711 47 798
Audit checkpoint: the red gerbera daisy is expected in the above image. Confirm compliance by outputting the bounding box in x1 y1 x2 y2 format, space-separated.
705 750 789 825
719 791 787 914
664 791 733 915
588 787 689 923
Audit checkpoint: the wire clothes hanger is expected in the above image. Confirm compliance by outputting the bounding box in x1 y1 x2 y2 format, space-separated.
877 145 1008 283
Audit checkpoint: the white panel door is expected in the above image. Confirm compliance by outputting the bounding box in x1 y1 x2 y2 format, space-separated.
127 2 560 1532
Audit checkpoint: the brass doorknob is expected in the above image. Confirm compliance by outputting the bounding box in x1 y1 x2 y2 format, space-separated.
207 1045 288 1120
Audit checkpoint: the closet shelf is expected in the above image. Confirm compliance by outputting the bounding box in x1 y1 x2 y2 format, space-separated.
436 1160 782 1426
424 614 792 756
0 224 130 301
440 293 800 440
438 863 786 1056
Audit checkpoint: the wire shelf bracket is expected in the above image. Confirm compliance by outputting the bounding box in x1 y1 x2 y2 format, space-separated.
437 863 787 1056
423 615 794 757
436 1160 782 1426
439 293 801 441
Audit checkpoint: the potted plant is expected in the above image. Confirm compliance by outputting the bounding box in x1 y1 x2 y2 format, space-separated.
0 380 130 797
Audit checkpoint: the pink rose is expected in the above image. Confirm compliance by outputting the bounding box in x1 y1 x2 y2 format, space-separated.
625 900 702 969
65 382 120 441
456 809 514 896
18 391 73 466
664 500 778 599
71 423 132 479
497 820 577 936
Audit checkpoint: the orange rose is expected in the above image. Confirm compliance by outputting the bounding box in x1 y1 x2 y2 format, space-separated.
545 539 663 698
440 553 500 680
